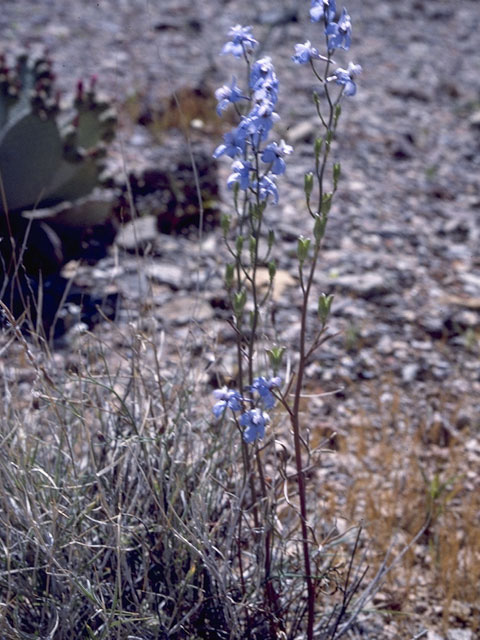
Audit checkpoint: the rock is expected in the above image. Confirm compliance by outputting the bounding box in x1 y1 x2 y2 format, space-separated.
254 267 296 301
459 272 480 295
115 215 158 252
422 412 453 447
455 411 471 430
388 81 431 102
377 334 394 355
402 363 420 383
159 294 214 326
145 263 186 290
328 273 389 299
420 316 447 340
449 600 472 624
446 630 473 640
468 111 480 129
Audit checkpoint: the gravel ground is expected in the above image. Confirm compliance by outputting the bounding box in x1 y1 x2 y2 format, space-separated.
2 0 480 638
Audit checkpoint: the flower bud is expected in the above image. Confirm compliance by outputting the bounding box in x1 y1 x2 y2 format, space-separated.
333 163 341 190
321 192 333 215
249 235 257 260
266 345 286 373
267 229 275 250
314 137 323 160
225 263 235 289
304 172 314 199
232 181 240 204
297 236 311 263
314 214 327 242
268 260 276 281
221 214 231 236
235 235 244 253
318 293 334 325
233 289 247 318
334 104 342 127
325 129 333 151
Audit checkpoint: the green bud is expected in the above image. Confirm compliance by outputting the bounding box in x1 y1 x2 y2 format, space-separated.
267 229 275 250
225 263 235 289
221 214 231 236
304 172 314 199
266 345 286 373
268 260 276 281
325 129 333 150
235 235 244 254
314 137 323 160
334 104 342 127
318 293 334 325
233 181 240 204
313 214 327 243
249 235 257 260
297 236 311 263
233 289 247 318
333 163 341 190
321 193 333 215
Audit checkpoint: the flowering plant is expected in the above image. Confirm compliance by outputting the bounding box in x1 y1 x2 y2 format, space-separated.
211 2 362 636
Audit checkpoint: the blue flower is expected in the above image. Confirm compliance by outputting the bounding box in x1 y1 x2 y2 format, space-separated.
326 7 352 50
250 376 281 409
239 408 270 443
253 175 279 204
251 58 279 108
291 41 326 65
213 130 242 160
221 25 258 58
215 76 247 115
310 0 336 23
213 387 244 417
330 62 362 96
250 57 278 94
245 101 280 148
213 118 251 159
227 159 253 190
261 140 293 175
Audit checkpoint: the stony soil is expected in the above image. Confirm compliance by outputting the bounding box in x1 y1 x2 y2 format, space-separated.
1 0 480 638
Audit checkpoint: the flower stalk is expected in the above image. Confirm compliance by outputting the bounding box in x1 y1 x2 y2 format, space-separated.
211 4 362 635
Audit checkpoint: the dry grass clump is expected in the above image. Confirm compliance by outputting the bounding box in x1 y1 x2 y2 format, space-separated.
0 320 235 639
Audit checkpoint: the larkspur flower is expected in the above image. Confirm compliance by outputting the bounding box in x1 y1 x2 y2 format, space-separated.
291 41 327 65
250 376 281 409
254 175 279 204
250 57 279 95
212 387 244 417
310 0 336 23
221 25 258 58
330 61 362 96
326 7 352 50
261 140 293 175
246 100 280 148
239 408 270 443
227 159 253 191
215 76 247 115
251 58 279 108
213 129 244 159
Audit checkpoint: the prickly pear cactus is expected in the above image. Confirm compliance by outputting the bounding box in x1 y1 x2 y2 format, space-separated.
0 51 116 214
